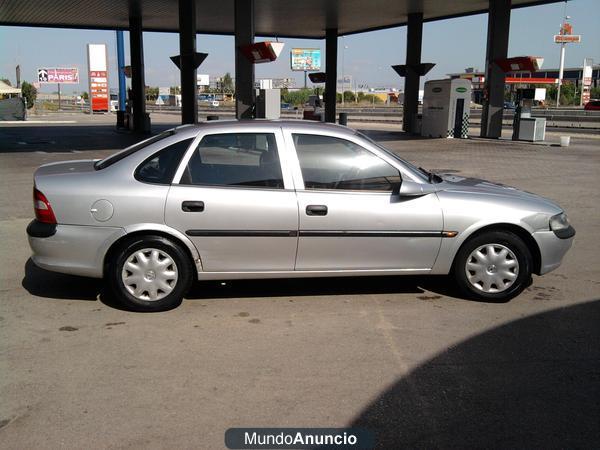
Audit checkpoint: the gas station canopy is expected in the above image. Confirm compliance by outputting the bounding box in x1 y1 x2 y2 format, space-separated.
0 0 560 38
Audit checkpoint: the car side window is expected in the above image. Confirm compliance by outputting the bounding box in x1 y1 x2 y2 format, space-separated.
135 138 193 184
292 133 401 191
181 133 284 189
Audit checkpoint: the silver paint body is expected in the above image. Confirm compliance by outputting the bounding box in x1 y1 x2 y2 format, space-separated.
28 120 573 280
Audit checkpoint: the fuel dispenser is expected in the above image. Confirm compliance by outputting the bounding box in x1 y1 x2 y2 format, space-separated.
255 89 281 119
512 88 546 142
421 78 471 138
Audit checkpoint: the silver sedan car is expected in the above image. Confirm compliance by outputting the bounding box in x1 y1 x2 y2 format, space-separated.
27 121 575 311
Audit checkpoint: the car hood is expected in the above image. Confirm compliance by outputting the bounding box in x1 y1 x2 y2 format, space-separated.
437 174 562 211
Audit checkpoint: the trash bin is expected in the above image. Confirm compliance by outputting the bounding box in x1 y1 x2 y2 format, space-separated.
116 110 125 128
413 113 422 135
339 112 348 126
143 113 151 133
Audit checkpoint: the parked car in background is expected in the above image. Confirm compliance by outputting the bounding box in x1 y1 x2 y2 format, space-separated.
503 101 516 110
583 100 600 111
27 121 575 311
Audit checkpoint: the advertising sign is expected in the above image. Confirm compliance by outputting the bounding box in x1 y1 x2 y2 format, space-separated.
554 35 581 43
197 74 209 86
582 58 593 86
581 58 593 105
37 68 79 84
291 48 321 71
87 44 109 112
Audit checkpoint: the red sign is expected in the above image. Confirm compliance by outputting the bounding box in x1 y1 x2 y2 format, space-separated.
89 70 109 111
554 34 581 43
495 56 544 73
560 22 573 35
241 42 285 64
37 68 79 84
505 77 558 84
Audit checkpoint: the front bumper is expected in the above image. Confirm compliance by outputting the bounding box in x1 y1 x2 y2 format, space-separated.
27 220 125 278
532 228 575 275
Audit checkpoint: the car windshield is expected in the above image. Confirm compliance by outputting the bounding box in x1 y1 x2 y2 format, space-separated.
354 131 434 182
94 129 176 170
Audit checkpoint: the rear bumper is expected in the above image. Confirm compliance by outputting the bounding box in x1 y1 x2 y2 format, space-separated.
27 220 125 278
532 228 575 275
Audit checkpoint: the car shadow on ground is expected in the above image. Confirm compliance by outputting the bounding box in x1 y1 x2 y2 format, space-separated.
348 298 600 449
22 258 488 309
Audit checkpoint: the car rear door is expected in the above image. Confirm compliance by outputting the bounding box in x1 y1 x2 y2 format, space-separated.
165 126 299 272
284 129 443 271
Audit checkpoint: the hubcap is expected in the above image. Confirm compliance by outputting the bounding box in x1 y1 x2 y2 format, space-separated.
465 243 519 294
121 248 178 301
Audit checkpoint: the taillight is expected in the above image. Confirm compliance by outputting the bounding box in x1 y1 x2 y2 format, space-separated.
33 188 57 224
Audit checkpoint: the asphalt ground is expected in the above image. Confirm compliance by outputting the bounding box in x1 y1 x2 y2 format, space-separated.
1 115 599 449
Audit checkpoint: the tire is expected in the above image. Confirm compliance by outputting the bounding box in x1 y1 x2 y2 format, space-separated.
453 230 532 302
107 235 194 312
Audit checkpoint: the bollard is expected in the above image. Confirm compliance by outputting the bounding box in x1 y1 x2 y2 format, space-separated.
339 112 348 126
207 115 219 121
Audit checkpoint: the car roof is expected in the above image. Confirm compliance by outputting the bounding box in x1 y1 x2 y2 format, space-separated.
175 119 356 137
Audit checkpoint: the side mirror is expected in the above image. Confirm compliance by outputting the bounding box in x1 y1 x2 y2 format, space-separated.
398 180 436 197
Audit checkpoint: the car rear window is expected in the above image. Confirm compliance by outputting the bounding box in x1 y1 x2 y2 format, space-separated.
94 129 176 170
135 138 193 184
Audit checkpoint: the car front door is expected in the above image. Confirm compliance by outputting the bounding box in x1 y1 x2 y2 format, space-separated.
166 128 298 272
286 131 443 271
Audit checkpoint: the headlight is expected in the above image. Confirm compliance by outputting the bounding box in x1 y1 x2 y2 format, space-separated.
549 212 570 231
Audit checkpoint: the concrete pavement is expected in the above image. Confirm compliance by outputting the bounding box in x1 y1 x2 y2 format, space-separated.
1 118 599 448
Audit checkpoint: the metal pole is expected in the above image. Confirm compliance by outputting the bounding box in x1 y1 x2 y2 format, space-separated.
234 0 255 119
116 30 126 111
57 83 61 110
341 44 344 106
324 28 338 123
557 42 565 107
304 70 307 89
179 0 199 124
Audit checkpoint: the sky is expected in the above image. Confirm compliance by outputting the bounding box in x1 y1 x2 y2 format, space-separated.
1 0 599 95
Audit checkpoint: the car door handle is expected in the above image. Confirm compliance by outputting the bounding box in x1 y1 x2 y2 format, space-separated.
306 205 328 216
182 201 205 212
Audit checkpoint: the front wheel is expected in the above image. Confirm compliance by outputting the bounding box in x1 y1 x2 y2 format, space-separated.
107 236 194 311
453 230 532 302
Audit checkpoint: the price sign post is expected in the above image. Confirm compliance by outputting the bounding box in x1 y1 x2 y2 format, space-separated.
87 44 109 113
553 20 581 107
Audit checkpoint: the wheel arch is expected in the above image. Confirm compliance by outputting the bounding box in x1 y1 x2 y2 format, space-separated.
452 223 542 275
103 226 201 278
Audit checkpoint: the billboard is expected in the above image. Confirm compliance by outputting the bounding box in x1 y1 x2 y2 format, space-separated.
582 58 594 105
87 44 109 112
291 48 321 71
37 68 79 84
197 74 209 86
554 35 581 43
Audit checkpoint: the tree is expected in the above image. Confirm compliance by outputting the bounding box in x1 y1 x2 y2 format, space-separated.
145 86 159 101
282 88 313 106
221 72 234 93
589 86 600 101
1 78 11 86
21 81 37 108
343 90 355 103
170 86 181 95
547 82 579 106
81 92 89 100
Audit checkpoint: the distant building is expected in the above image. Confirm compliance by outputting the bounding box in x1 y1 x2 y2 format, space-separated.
448 65 600 104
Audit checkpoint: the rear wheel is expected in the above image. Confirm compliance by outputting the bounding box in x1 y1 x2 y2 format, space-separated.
454 230 532 301
107 236 194 311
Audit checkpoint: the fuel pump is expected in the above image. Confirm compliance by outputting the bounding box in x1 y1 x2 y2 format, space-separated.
512 88 546 141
